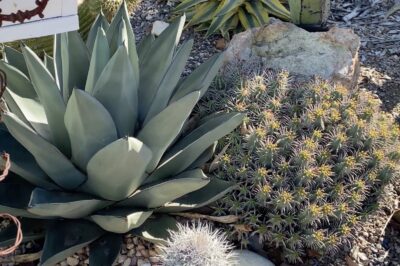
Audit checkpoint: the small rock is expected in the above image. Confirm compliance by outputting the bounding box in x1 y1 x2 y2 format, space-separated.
118 255 127 264
137 259 151 266
234 250 275 266
66 257 79 266
122 258 131 266
151 21 169 36
215 38 227 50
126 243 134 250
358 252 369 261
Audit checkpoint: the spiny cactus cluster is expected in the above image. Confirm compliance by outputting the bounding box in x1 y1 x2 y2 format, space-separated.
159 222 236 266
198 68 400 263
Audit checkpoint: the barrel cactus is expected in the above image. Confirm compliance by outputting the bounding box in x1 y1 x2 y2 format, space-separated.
173 0 290 37
0 4 242 265
199 68 400 263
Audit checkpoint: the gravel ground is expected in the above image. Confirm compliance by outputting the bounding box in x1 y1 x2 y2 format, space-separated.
2 0 400 265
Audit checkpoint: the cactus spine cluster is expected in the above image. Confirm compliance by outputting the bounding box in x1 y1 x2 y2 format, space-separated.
160 222 236 266
199 68 400 263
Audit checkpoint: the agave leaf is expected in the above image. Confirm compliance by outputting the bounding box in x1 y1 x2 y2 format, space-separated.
0 174 39 218
158 178 236 212
0 218 45 247
21 46 71 156
214 0 245 17
106 2 139 83
118 169 210 209
148 113 244 182
0 128 57 189
261 0 291 20
238 7 260 30
0 60 37 99
132 215 178 245
3 89 51 141
53 34 63 90
139 92 200 172
170 53 224 102
86 11 110 53
28 188 110 219
244 1 270 25
186 2 219 27
139 15 186 121
92 46 138 137
2 112 87 190
85 28 110 94
206 9 237 37
85 137 152 201
89 233 122 266
3 46 28 75
60 31 90 100
143 40 194 125
44 53 55 77
40 220 104 266
188 141 217 169
137 34 155 63
65 89 118 170
91 208 153 234
173 0 208 13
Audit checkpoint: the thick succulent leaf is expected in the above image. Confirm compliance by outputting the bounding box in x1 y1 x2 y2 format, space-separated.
148 113 244 182
137 34 155 63
65 89 118 170
214 0 245 17
244 1 270 25
85 28 110 94
106 2 139 83
22 46 71 156
206 9 236 36
170 53 224 102
0 218 45 247
40 220 104 266
173 0 208 13
0 60 37 99
86 11 110 53
118 169 210 209
143 40 194 125
92 46 138 137
186 1 219 27
3 46 28 75
60 31 90 100
85 137 152 201
131 215 178 245
4 89 51 141
238 7 260 30
0 174 38 218
44 53 55 77
28 188 110 219
138 92 200 172
188 141 217 169
261 0 291 20
89 233 122 266
91 208 153 234
0 128 57 189
158 178 236 212
53 34 63 90
3 112 87 189
138 15 185 121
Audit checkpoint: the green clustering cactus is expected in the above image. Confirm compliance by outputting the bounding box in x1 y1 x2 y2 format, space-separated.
199 68 400 263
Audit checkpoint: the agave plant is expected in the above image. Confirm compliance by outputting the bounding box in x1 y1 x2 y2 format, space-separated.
173 0 291 37
0 3 243 265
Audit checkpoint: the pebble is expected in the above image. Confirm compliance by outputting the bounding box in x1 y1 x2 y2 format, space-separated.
66 257 79 266
122 258 131 266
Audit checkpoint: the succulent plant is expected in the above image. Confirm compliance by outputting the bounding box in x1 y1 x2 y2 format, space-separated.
160 222 236 266
199 67 400 263
3 0 140 56
0 3 243 265
173 0 290 37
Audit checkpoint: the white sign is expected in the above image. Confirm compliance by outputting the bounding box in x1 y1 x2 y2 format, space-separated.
0 0 79 43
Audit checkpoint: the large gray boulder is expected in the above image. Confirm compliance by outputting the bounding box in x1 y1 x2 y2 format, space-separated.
224 19 360 88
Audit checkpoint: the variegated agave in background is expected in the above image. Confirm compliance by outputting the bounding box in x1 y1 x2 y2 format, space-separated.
173 0 291 37
0 3 242 265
